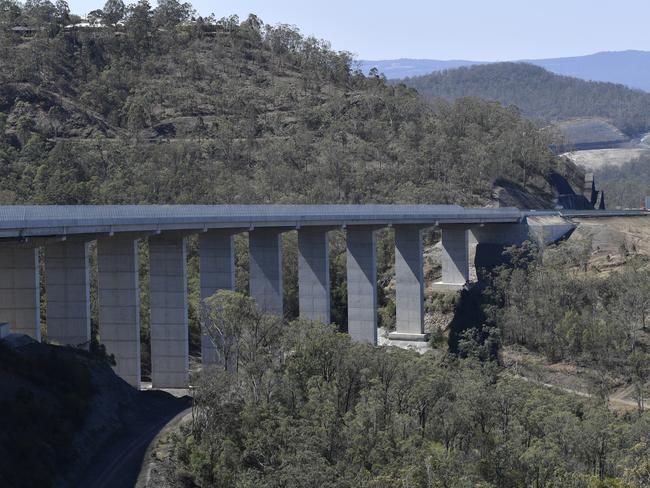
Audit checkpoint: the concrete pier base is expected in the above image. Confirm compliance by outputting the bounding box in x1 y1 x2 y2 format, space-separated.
0 246 40 340
389 225 429 342
431 282 468 292
97 237 141 387
45 241 91 347
433 224 469 292
249 228 284 316
149 235 188 388
298 227 331 324
387 332 431 341
199 230 237 364
346 226 377 344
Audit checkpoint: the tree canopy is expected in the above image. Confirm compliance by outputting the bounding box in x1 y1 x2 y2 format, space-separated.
0 4 568 207
403 63 650 136
166 290 650 487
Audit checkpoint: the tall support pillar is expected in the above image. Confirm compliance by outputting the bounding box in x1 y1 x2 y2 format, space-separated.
298 227 331 324
390 225 428 341
97 237 141 388
346 226 377 344
436 224 469 291
149 234 188 388
249 228 284 316
199 230 236 364
45 241 91 347
0 246 40 340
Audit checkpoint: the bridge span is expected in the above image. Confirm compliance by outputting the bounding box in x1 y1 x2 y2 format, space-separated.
0 205 643 388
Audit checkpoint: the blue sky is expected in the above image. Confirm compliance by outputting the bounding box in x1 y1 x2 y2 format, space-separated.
66 0 650 61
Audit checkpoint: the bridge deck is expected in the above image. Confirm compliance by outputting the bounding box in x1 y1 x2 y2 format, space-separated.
0 205 524 239
0 205 646 240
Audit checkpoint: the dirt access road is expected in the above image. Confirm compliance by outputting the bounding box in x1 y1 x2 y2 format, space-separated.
77 391 191 488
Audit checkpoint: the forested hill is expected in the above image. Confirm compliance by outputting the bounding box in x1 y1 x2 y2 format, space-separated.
0 2 565 207
402 62 650 136
361 50 650 92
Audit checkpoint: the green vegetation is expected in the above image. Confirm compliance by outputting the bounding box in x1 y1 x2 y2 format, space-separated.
402 63 650 136
594 154 650 209
486 240 650 409
166 290 650 487
0 2 562 206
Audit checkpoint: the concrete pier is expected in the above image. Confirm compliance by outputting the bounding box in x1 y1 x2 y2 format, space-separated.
298 227 331 324
97 237 141 387
149 235 188 388
390 225 428 341
249 228 284 316
199 230 237 364
346 226 377 344
436 224 469 290
45 241 91 346
0 246 40 340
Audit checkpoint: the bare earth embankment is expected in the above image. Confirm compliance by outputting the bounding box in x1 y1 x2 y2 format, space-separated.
562 148 650 170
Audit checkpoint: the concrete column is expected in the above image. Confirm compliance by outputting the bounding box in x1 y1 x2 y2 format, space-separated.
390 225 428 341
249 228 284 316
97 237 141 388
149 235 188 388
438 224 469 290
298 227 330 324
45 241 91 347
199 230 236 364
0 246 40 340
346 226 377 344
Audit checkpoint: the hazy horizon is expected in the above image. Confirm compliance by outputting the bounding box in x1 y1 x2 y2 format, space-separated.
358 49 650 62
66 0 650 61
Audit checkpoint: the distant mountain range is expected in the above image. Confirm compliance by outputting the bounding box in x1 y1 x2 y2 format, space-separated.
401 62 650 139
358 50 650 92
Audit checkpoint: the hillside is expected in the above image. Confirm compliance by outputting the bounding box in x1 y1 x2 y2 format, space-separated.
401 62 650 137
593 152 650 208
135 248 650 488
361 50 650 92
0 4 572 208
0 335 188 488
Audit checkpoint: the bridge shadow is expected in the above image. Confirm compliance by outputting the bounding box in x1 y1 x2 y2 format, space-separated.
447 243 519 356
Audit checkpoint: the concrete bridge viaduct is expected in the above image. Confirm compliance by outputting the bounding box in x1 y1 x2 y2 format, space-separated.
0 204 598 388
